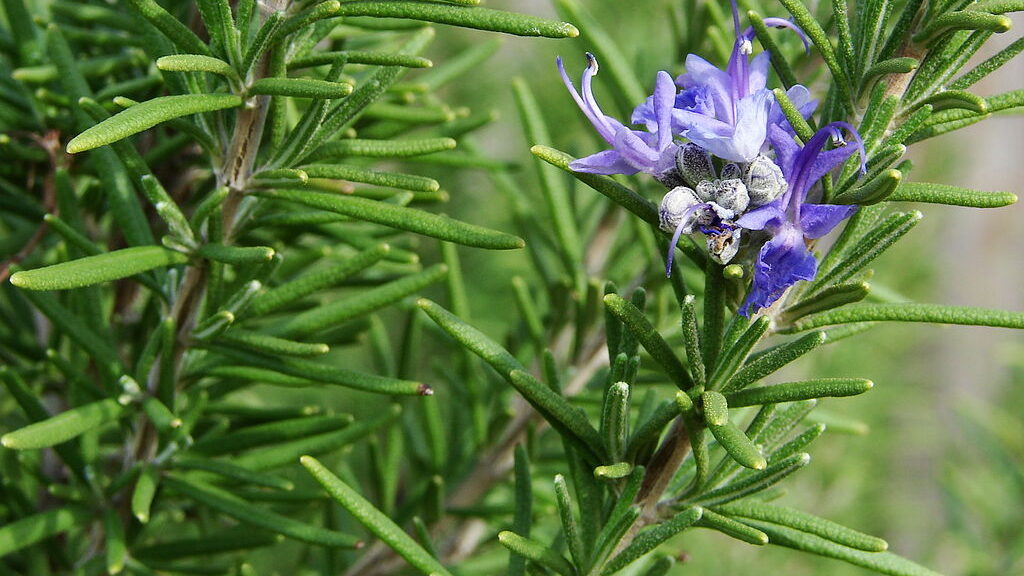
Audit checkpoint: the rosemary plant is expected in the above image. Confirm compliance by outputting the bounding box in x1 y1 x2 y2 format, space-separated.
0 0 1021 575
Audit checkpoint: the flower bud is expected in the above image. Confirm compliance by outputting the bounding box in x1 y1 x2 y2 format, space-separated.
696 179 749 215
720 163 742 180
675 143 716 186
659 186 701 233
744 155 787 206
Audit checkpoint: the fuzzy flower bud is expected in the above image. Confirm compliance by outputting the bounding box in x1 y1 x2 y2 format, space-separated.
744 155 787 206
675 143 716 187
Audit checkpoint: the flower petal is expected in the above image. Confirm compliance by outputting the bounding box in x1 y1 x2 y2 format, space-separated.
740 225 817 315
569 150 640 175
799 203 858 238
736 199 785 230
683 54 734 123
748 52 771 92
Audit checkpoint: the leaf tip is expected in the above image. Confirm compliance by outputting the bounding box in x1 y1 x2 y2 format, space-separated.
0 434 14 448
418 383 434 396
8 272 27 288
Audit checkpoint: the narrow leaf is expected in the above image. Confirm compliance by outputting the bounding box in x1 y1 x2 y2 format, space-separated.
602 507 703 575
604 294 693 390
280 264 448 337
695 509 769 545
888 181 1017 207
717 500 887 552
748 521 940 576
257 189 524 249
249 77 353 99
2 398 128 450
334 2 579 38
132 465 159 523
316 138 456 158
302 456 455 576
0 507 90 558
67 94 242 153
787 303 1024 332
303 164 439 192
417 298 606 461
156 54 238 80
725 378 874 407
10 246 188 290
499 532 575 576
163 475 360 547
200 344 428 396
694 453 811 506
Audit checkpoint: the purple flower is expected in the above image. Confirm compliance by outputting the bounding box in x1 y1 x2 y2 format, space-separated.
557 53 679 181
735 122 866 316
636 2 812 162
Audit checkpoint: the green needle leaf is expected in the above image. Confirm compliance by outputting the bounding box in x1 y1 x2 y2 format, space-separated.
716 500 888 552
695 509 769 545
302 456 455 576
219 330 329 357
232 409 397 471
163 475 360 548
197 243 276 265
418 298 606 462
601 507 703 575
68 94 242 153
553 474 586 569
126 0 212 55
132 465 159 523
174 456 295 491
279 264 448 337
498 531 575 576
258 189 524 250
0 507 90 558
786 303 1024 332
748 521 941 576
157 54 239 81
888 181 1018 207
10 246 188 290
695 453 811 506
913 11 1011 44
247 244 389 316
604 294 693 390
334 2 579 38
249 78 353 99
134 527 281 561
601 382 631 461
703 392 767 471
290 50 433 69
782 282 872 322
303 164 440 192
200 344 429 396
725 378 874 407
1 398 128 449
191 415 353 456
316 138 456 158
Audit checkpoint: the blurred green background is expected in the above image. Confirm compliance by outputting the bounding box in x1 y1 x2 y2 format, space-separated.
423 0 1024 573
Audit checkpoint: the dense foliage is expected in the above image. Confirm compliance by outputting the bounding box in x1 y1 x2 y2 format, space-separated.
0 0 1021 575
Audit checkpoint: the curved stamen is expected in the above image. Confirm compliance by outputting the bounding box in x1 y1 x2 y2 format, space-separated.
556 56 616 145
580 53 620 141
742 19 811 53
664 203 706 277
666 219 689 277
788 121 866 214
